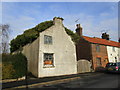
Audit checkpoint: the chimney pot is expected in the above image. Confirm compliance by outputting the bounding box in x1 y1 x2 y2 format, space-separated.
76 24 80 28
101 32 110 40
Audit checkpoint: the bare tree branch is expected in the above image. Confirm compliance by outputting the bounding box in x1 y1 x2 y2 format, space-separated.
0 24 10 54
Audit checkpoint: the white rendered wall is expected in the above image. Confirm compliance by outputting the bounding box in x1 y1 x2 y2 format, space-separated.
22 38 39 77
107 46 120 63
38 19 77 77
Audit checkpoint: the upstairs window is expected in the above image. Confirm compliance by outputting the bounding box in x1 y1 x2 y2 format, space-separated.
96 45 100 52
44 53 54 67
44 35 52 44
112 47 115 52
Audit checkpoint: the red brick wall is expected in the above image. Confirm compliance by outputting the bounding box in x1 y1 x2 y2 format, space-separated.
91 44 108 70
76 38 92 61
76 37 109 71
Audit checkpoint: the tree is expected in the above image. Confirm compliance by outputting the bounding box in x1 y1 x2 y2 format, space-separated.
0 24 10 54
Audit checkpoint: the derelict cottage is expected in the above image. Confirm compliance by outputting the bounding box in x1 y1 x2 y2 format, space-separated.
21 17 77 77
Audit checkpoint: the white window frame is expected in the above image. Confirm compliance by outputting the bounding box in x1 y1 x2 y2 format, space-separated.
43 53 54 68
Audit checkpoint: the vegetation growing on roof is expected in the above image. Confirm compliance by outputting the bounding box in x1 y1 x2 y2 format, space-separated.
10 19 79 53
65 27 80 44
53 17 64 20
10 20 53 53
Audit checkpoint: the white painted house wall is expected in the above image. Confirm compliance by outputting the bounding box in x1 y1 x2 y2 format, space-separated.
22 17 77 77
107 46 120 63
38 18 77 77
22 37 39 77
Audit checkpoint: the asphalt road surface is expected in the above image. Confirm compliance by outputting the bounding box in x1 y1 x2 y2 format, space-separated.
31 73 120 89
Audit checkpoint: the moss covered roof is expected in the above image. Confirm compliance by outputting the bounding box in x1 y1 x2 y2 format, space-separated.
10 19 80 53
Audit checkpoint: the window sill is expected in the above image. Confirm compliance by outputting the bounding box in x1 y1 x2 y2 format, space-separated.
43 65 55 68
44 43 53 45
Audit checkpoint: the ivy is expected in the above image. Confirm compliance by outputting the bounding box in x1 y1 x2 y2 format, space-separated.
10 19 79 53
10 21 53 53
65 27 80 44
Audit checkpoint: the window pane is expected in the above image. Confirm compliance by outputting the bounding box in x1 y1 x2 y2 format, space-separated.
96 45 100 52
49 55 53 60
113 47 115 52
44 35 52 44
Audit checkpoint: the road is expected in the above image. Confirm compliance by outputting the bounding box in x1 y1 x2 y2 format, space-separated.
30 73 120 89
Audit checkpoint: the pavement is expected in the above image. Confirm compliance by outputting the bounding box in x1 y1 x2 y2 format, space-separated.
2 72 104 90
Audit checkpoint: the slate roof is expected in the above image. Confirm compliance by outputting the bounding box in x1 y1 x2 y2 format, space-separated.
83 36 120 47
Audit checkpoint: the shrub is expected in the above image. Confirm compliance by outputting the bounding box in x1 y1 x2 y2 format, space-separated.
2 53 27 79
2 63 15 79
11 53 27 78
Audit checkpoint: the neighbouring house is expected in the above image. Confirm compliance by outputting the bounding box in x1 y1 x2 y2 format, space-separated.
100 32 120 63
20 17 77 77
105 39 120 63
107 45 120 63
75 24 120 71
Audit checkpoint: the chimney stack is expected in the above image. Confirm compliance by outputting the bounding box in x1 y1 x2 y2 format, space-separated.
53 17 64 26
101 32 110 40
119 38 120 42
76 24 82 36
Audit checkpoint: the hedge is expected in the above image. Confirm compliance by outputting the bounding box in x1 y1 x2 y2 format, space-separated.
2 53 27 79
2 62 15 79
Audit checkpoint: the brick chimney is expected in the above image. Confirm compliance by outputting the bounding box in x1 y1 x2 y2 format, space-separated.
101 32 110 40
53 17 64 26
76 24 82 36
119 37 120 42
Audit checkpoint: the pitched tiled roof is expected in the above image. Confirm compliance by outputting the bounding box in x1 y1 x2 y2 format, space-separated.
83 36 120 47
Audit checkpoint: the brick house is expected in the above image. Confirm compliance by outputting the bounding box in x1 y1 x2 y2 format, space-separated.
76 24 120 71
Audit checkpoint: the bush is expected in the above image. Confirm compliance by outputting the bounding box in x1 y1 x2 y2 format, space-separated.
2 53 27 79
2 63 15 79
12 53 27 78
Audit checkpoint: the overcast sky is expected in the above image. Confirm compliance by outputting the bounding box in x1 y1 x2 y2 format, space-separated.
1 1 118 42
